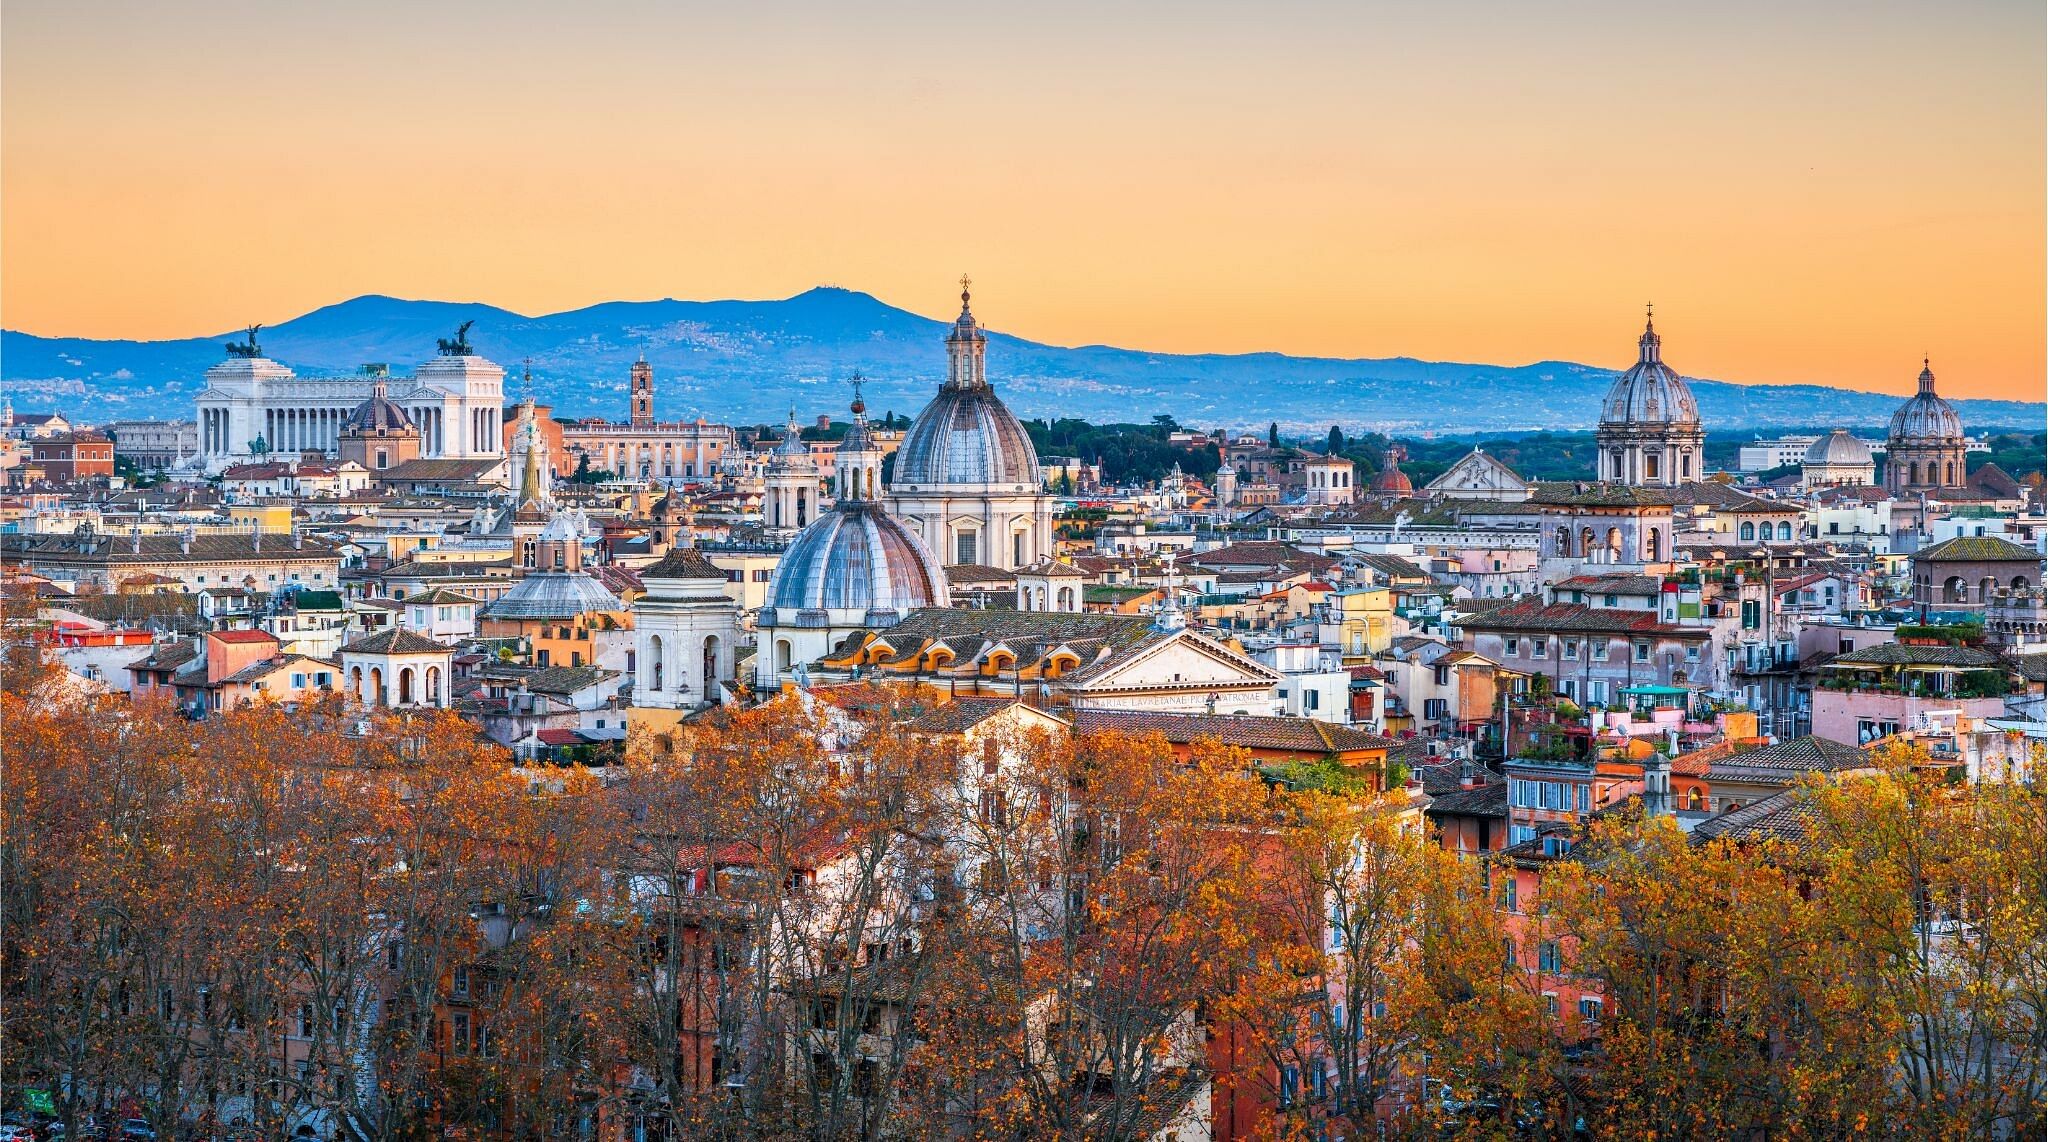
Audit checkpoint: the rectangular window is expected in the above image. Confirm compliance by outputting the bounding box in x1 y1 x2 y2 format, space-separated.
1544 993 1560 1015
1510 824 1536 846
1504 637 1519 656
1559 680 1577 700
1634 641 1651 662
291 673 306 688
1589 680 1607 705
451 1010 470 1055
955 531 978 566
1579 997 1603 1023
1592 641 1609 661
1538 941 1562 972
1502 876 1518 913
1532 639 1548 659
1563 640 1578 660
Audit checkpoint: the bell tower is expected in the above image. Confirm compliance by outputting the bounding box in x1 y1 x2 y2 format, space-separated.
630 356 655 429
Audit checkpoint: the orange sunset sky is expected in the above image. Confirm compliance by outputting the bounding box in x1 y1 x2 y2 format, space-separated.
3 1 2042 401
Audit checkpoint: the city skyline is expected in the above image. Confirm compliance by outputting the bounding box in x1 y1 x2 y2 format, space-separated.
3 1 2042 402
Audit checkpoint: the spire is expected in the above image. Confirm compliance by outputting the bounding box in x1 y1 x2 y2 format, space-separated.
515 397 547 509
1638 302 1661 364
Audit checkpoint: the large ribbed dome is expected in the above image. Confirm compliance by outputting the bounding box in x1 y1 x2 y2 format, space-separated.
1888 362 1963 441
891 286 1041 489
1804 429 1874 465
768 502 946 614
892 385 1041 487
1600 316 1700 428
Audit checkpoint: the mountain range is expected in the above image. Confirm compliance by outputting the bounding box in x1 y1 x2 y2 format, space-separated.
5 287 2040 434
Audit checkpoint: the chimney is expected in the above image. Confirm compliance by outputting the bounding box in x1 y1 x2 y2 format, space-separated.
180 526 193 556
131 526 142 555
252 524 261 554
293 528 304 550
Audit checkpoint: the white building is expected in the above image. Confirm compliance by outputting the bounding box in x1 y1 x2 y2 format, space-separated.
194 336 506 471
630 546 743 718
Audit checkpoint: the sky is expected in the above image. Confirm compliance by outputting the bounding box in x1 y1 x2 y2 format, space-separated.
3 1 2042 401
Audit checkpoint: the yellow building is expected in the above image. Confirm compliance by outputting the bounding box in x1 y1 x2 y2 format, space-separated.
227 503 296 533
1320 586 1394 663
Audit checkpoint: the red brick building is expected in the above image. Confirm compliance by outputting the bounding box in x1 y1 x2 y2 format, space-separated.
30 431 115 481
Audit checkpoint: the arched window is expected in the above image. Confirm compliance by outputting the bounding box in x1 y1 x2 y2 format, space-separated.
1945 462 1955 485
1777 522 1792 541
648 635 664 691
2015 576 2035 591
1556 527 1573 557
1980 577 1998 602
1740 522 1756 541
775 639 793 673
426 666 442 704
369 667 385 707
1686 788 1702 812
1057 586 1076 611
1606 528 1623 561
1645 527 1662 561
1908 462 1920 485
1580 528 1596 560
349 665 363 695
1944 577 1968 603
1610 450 1625 480
702 636 720 698
398 667 414 705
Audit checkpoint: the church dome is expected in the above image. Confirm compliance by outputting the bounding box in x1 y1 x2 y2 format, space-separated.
1888 362 1963 442
891 286 1040 489
1804 429 1873 466
892 384 1040 487
1600 314 1700 428
1369 467 1412 497
345 380 415 435
485 571 624 620
768 501 946 616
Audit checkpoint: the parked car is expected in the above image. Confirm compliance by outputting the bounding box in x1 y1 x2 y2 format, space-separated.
0 1123 34 1142
117 1123 157 1142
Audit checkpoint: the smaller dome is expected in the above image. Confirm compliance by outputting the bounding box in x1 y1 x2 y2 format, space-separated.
768 502 946 616
1888 362 1964 442
1370 466 1413 496
485 572 624 620
1804 429 1873 465
346 380 415 435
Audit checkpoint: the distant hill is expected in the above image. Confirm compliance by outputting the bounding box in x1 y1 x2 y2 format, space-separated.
5 287 2040 433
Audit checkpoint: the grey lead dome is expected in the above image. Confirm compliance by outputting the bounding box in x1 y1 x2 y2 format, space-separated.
767 501 946 615
1889 363 1964 441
